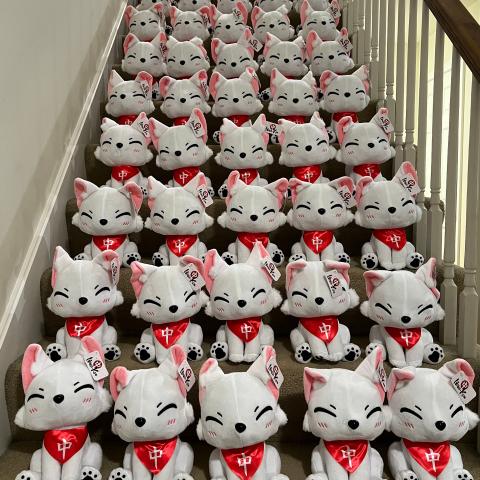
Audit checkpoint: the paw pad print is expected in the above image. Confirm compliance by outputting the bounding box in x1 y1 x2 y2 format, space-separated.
134 343 155 363
140 186 148 197
456 471 473 480
289 253 306 262
210 341 228 361
125 252 141 265
271 249 284 266
218 185 229 198
187 344 204 361
336 252 350 263
344 344 361 362
152 252 166 267
45 344 66 362
109 468 132 480
326 126 336 143
426 344 444 364
212 130 221 144
361 253 378 270
74 253 87 261
81 467 101 480
221 252 236 265
258 88 272 101
295 344 312 363
15 471 36 480
408 252 424 269
207 186 215 198
270 133 279 144
400 473 418 480
104 344 121 361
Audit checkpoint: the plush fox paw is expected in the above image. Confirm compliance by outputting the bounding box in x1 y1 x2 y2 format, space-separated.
258 88 272 101
271 249 284 266
81 466 102 480
74 253 88 261
152 252 168 267
289 253 306 262
218 184 229 198
271 475 289 480
210 341 228 361
134 342 156 363
343 343 361 361
326 126 336 143
361 253 379 270
294 343 312 363
454 469 474 480
109 468 133 480
124 252 141 266
212 130 221 144
15 471 40 480
306 474 328 480
221 252 237 265
335 252 350 263
173 474 194 480
187 343 204 361
45 343 67 362
396 471 418 480
104 344 121 361
424 343 445 364
407 252 424 269
366 342 387 360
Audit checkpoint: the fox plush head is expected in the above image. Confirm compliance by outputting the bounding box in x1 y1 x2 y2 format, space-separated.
122 32 166 78
137 0 169 11
255 0 292 12
210 2 248 43
169 6 211 41
251 6 295 42
110 345 195 442
176 0 211 11
261 34 308 77
15 337 112 431
216 0 252 13
197 346 287 449
163 35 210 78
124 4 165 41
299 0 340 40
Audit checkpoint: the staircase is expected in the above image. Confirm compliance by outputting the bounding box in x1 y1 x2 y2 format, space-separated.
1 0 480 478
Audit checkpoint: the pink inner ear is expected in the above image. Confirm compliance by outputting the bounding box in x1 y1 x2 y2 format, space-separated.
288 177 305 204
303 368 327 403
251 6 262 28
324 260 350 284
305 31 317 58
387 369 415 401
169 6 177 24
209 73 221 99
263 346 280 399
285 260 307 290
401 161 418 184
246 67 259 95
355 176 373 204
274 179 288 209
130 261 146 297
136 71 153 91
270 69 278 97
209 5 219 27
334 176 355 195
202 250 219 293
109 366 129 401
22 344 42 392
182 255 205 279
363 270 387 297
211 38 220 63
124 6 135 25
336 116 353 145
148 118 160 150
226 170 241 198
262 132 269 145
320 70 336 93
159 76 173 98
235 0 248 23
125 182 144 212
192 108 208 143
169 345 188 397
453 359 475 385
278 130 286 146
300 0 310 25
123 33 137 55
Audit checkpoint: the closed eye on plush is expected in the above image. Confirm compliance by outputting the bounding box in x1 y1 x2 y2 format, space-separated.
366 406 382 419
158 403 177 416
81 212 93 219
127 54 136 59
186 209 200 217
327 91 340 96
263 208 275 215
317 139 327 146
306 20 317 26
253 288 266 298
278 21 287 25
153 212 164 219
330 203 342 210
304 94 314 99
296 204 311 210
277 95 288 101
243 93 254 99
144 299 162 307
378 138 388 144
338 51 347 56
185 291 196 302
54 291 69 298
101 140 112 145
364 204 380 210
116 212 131 218
286 143 299 148
345 141 359 147
26 393 45 402
313 55 324 60
150 55 160 60
224 147 235 154
109 94 117 99
230 207 243 214
129 140 143 145
252 146 263 154
292 290 308 298
168 58 176 63
418 304 433 314
95 287 110 296
374 302 391 314
206 415 223 425
74 383 95 393
190 94 201 99
240 57 250 63
400 407 423 420
165 95 175 101
402 200 414 206
193 19 203 24
214 296 229 303
114 409 127 419
132 92 144 98
191 55 201 61
218 96 229 101
314 406 337 417
270 54 280 60
149 19 158 23
256 405 273 420
451 405 464 418
356 89 366 95
159 149 170 154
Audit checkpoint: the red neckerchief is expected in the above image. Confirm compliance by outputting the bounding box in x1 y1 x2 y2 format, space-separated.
353 163 381 178
165 235 198 257
43 426 88 464
134 437 178 474
283 115 306 124
66 316 105 338
111 165 140 183
332 112 359 123
221 442 265 480
385 327 422 350
152 319 190 349
172 166 200 186
117 114 139 125
92 235 127 251
293 165 322 183
226 318 261 343
373 228 407 251
228 115 250 126
403 439 451 477
299 316 339 344
173 117 190 126
303 231 334 254
324 440 369 473
237 168 259 185
237 232 269 250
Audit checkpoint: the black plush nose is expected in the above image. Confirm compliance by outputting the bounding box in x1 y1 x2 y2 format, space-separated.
231 62 237 67
388 206 396 214
250 214 258 221
237 299 247 308
315 297 324 305
180 97 186 103
401 315 411 324
225 24 231 29
135 417 146 427
140 57 146 63
233 97 239 103
169 305 178 313
180 60 186 65
305 145 312 151
141 21 146 26
239 152 246 158
53 394 64 404
292 98 299 104
269 23 275 28
185 20 190 25
99 218 108 226
175 150 182 156
435 421 446 431
120 93 126 99
79 297 88 305
321 20 326 25
329 54 334 60
368 142 375 148
284 58 289 63
344 92 351 97
171 218 179 225
348 420 360 430
235 422 246 433
116 142 123 149
318 208 326 215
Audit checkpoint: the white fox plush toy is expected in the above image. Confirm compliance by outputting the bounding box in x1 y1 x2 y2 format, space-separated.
282 259 361 362
15 337 112 480
278 112 336 183
145 174 214 266
251 6 295 43
72 178 144 267
169 6 211 41
94 113 153 192
299 0 340 41
46 246 123 362
387 359 479 480
197 347 289 479
336 108 396 182
149 108 214 192
288 177 355 262
204 243 283 362
130 257 207 363
108 345 197 480
124 4 165 41
105 70 155 124
362 258 446 368
355 161 425 271
218 171 289 266
215 114 273 197
211 28 259 79
162 35 210 79
159 70 210 123
303 348 387 479
260 34 308 78
306 28 355 76
209 2 249 43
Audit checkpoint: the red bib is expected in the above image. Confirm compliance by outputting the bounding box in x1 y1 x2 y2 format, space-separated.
92 234 127 251
332 112 359 123
134 437 178 474
117 114 138 125
385 327 422 350
293 165 322 183
324 440 369 474
173 166 200 186
403 439 451 477
111 165 140 183
299 317 339 344
373 228 407 251
227 318 261 343
303 230 334 254
283 115 306 124
228 115 250 126
221 442 265 480
173 116 189 126
66 316 105 338
237 168 259 185
237 232 269 251
165 234 198 257
353 163 381 179
152 319 190 349
44 426 88 464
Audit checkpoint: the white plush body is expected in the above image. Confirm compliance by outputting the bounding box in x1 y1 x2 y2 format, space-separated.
14 338 112 480
145 174 214 266
260 34 308 78
169 6 210 41
302 349 387 480
299 1 340 41
125 5 165 41
122 33 166 79
355 162 424 271
204 244 283 363
336 108 395 182
108 346 196 480
386 361 479 480
251 6 295 42
130 258 207 364
210 3 249 43
361 258 446 367
287 177 355 262
197 347 289 479
218 171 288 265
163 36 210 79
282 260 360 362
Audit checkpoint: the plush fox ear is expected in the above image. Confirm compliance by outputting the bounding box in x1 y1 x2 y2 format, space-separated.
242 67 260 95
203 249 229 292
234 0 249 23
183 171 207 200
21 344 53 392
130 261 158 297
74 178 98 208
302 71 317 93
355 176 374 204
363 270 393 297
305 30 321 58
110 366 136 401
241 28 255 57
303 367 329 403
270 68 287 98
190 69 209 100
124 5 138 26
151 2 164 17
247 346 282 399
319 69 338 93
130 112 151 144
226 170 248 203
328 176 356 207
159 345 194 397
263 33 279 58
135 71 154 99
209 71 226 99
393 161 419 195
210 38 223 64
285 260 307 290
119 182 143 213
198 357 225 402
252 114 269 145
123 33 140 54
198 5 212 24
108 70 124 96
149 117 168 150
355 347 386 401
180 254 205 282
209 4 221 26
288 177 310 203
300 0 313 24
251 6 264 28
323 260 351 284
337 116 355 145
387 367 416 401
353 64 370 93
245 242 276 285
439 358 475 385
100 117 119 132
187 108 208 144
169 5 180 24
74 336 107 386
415 257 440 299
51 246 75 288
310 111 326 131
147 176 168 210
264 178 288 209
159 76 175 98
92 250 121 286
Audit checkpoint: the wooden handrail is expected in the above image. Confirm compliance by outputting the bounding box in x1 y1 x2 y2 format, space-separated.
425 0 480 83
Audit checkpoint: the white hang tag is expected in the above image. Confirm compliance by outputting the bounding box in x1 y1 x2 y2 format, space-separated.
139 79 151 98
239 34 263 52
376 361 387 392
200 79 209 98
375 112 394 134
111 259 120 285
84 351 109 382
136 116 151 139
451 371 476 404
232 8 243 21
178 359 196 391
159 41 168 61
266 356 284 389
262 258 281 281
324 270 343 298
399 173 420 195
200 12 210 26
265 121 279 136
337 185 355 208
338 35 353 53
197 184 213 207
188 117 206 138
328 3 341 18
182 262 206 291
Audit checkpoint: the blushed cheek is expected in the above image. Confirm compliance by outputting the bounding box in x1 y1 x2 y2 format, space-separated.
167 418 176 425
208 430 217 438
28 407 39 415
82 396 93 404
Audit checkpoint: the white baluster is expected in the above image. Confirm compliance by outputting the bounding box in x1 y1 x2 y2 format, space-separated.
370 0 379 101
440 49 461 346
394 0 406 167
342 0 349 29
347 0 354 34
376 0 387 105
364 0 372 65
352 0 361 63
385 0 396 119
357 0 365 64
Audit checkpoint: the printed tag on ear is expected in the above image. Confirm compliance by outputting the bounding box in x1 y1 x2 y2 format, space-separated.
328 3 341 18
182 262 206 291
188 117 206 138
197 184 213 207
111 259 119 285
159 41 168 61
337 185 355 208
200 79 209 98
451 371 476 404
265 121 279 136
178 359 196 391
136 116 151 139
84 351 109 382
376 361 387 392
324 270 343 298
262 258 281 281
375 112 394 134
139 78 152 98
338 35 353 53
239 34 263 52
232 7 244 21
399 172 420 195
200 12 210 26
266 356 284 389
